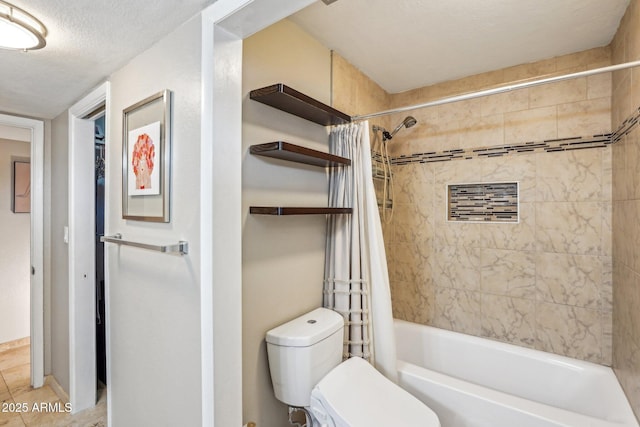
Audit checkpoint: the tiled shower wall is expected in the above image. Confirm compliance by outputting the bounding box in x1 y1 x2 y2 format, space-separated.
386 149 612 364
611 0 640 416
378 49 615 365
331 45 616 364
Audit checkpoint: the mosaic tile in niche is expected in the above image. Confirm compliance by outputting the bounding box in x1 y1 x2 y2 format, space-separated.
448 182 518 222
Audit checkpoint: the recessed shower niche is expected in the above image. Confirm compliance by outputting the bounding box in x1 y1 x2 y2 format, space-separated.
447 182 519 223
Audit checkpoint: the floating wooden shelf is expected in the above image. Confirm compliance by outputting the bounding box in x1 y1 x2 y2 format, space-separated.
250 142 351 167
250 207 353 216
250 83 351 126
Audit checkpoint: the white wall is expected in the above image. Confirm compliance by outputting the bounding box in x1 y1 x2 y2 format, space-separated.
106 15 203 426
242 19 332 426
0 138 31 344
50 111 70 392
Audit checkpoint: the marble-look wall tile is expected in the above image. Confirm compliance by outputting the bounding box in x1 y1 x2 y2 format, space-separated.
536 301 602 363
374 43 615 368
478 88 529 117
433 288 481 336
481 202 536 251
588 73 613 100
529 78 587 109
481 249 536 299
626 132 640 200
386 242 399 284
391 119 461 156
331 53 358 115
434 219 482 248
557 97 611 139
613 266 640 382
391 163 435 206
536 202 602 255
435 98 483 122
536 253 602 309
602 202 613 257
393 241 430 285
381 219 394 244
503 58 556 83
394 202 433 250
629 200 640 273
390 280 434 325
613 200 631 268
431 245 481 291
613 72 633 130
615 263 640 349
612 137 628 201
632 67 640 114
556 47 610 72
602 256 613 313
481 154 536 202
504 106 557 144
614 341 640 415
602 146 612 202
536 150 602 202
434 158 483 198
458 114 504 149
481 294 536 347
393 163 422 205
603 309 613 366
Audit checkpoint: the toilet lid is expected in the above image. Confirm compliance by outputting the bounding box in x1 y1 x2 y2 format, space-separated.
310 357 440 427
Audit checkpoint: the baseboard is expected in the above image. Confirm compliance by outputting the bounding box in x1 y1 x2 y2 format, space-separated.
45 375 70 403
0 336 30 353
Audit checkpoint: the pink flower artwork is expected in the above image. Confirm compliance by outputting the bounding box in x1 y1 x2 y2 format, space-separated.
131 133 155 190
128 121 161 196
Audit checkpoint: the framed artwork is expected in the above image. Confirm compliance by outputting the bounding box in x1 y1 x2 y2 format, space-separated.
12 160 30 213
122 90 172 222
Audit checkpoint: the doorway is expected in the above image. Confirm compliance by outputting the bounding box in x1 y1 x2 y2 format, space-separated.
68 82 110 414
0 114 45 390
93 114 107 386
0 134 31 394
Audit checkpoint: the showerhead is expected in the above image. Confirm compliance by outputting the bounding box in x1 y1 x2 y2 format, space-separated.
402 116 418 129
382 116 418 141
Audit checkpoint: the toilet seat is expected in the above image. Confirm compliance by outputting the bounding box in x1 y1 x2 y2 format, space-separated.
309 357 440 427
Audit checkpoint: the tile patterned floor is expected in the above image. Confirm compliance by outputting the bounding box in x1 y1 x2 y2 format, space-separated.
0 339 107 427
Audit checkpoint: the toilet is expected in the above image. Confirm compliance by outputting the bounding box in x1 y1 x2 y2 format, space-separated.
265 308 440 427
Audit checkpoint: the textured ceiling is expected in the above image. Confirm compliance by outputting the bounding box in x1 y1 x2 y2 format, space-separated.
0 0 215 119
290 0 630 94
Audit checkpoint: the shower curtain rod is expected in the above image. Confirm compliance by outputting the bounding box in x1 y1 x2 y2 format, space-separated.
351 59 640 121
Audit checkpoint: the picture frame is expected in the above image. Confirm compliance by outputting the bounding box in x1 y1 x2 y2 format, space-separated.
11 159 30 213
122 89 172 222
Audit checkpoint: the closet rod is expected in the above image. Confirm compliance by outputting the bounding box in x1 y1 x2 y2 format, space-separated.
352 59 640 121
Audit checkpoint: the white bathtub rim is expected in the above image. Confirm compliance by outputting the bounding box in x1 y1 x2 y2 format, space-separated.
395 319 610 374
398 360 638 427
394 320 639 427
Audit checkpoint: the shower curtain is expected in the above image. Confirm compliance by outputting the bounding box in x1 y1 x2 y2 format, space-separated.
324 120 398 382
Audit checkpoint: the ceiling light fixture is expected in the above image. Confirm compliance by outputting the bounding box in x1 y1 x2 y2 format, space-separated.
0 1 47 51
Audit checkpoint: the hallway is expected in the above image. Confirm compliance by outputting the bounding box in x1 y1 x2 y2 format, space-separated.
0 340 106 426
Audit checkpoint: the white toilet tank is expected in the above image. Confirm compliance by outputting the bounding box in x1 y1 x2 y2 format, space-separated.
265 308 344 407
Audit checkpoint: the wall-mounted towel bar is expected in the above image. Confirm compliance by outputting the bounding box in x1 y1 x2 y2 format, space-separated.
100 233 189 255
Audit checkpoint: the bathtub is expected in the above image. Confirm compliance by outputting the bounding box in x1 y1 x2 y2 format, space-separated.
394 320 639 427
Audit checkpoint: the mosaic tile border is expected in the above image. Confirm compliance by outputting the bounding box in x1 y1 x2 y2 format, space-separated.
388 105 640 166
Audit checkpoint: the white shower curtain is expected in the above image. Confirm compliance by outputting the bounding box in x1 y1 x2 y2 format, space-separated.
324 120 398 382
